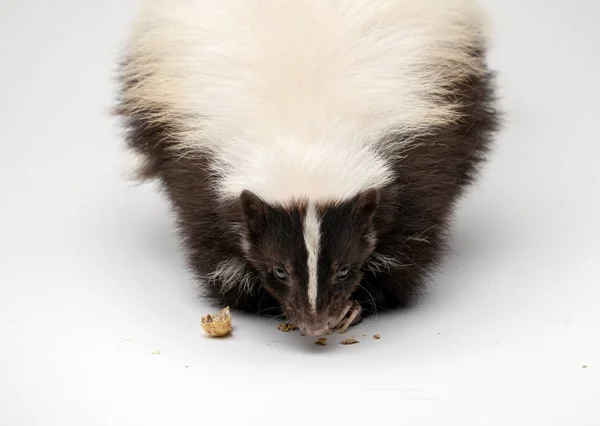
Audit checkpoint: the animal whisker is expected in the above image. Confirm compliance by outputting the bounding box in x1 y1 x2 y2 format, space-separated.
260 314 287 342
357 283 379 317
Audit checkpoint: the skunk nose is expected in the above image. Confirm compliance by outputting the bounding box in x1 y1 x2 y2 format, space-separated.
304 326 330 337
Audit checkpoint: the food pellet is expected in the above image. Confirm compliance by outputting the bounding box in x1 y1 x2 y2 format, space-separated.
277 322 298 332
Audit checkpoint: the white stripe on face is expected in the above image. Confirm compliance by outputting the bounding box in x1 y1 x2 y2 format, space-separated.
303 203 321 313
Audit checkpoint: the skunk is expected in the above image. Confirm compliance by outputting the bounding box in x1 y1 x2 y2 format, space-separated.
116 0 499 336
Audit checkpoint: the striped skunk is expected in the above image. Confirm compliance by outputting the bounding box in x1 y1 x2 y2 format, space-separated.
116 0 499 336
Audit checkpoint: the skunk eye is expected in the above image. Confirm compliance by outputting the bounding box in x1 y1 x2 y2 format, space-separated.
274 267 289 281
336 266 350 280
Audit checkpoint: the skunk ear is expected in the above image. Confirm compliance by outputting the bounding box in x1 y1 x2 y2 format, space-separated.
353 188 380 222
240 190 265 217
240 190 267 234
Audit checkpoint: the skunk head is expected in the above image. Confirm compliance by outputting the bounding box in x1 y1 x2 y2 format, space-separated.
240 189 379 336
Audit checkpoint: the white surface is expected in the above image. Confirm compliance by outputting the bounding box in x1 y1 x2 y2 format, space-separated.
1 1 599 425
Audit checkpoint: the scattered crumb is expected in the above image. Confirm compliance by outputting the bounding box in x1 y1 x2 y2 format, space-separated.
582 365 588 369
151 351 161 355
340 338 359 345
185 366 188 368
315 338 327 346
277 322 298 332
201 306 232 337
125 338 132 342
437 332 441 335
373 334 381 340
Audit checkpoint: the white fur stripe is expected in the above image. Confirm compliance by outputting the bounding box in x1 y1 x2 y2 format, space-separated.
303 203 321 312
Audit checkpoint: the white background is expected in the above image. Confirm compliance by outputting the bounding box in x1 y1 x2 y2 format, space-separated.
1 1 599 425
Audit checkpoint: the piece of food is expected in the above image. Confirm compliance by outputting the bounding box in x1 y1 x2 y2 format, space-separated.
340 337 359 345
315 338 327 346
151 350 161 355
373 334 381 340
201 306 232 337
277 322 298 332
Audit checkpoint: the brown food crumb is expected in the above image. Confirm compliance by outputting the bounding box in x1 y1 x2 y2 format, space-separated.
373 334 381 340
582 365 588 369
340 338 359 345
201 306 232 337
315 338 327 346
277 322 298 332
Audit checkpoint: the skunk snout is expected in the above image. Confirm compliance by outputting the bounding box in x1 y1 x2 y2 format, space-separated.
302 325 331 337
295 300 356 336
